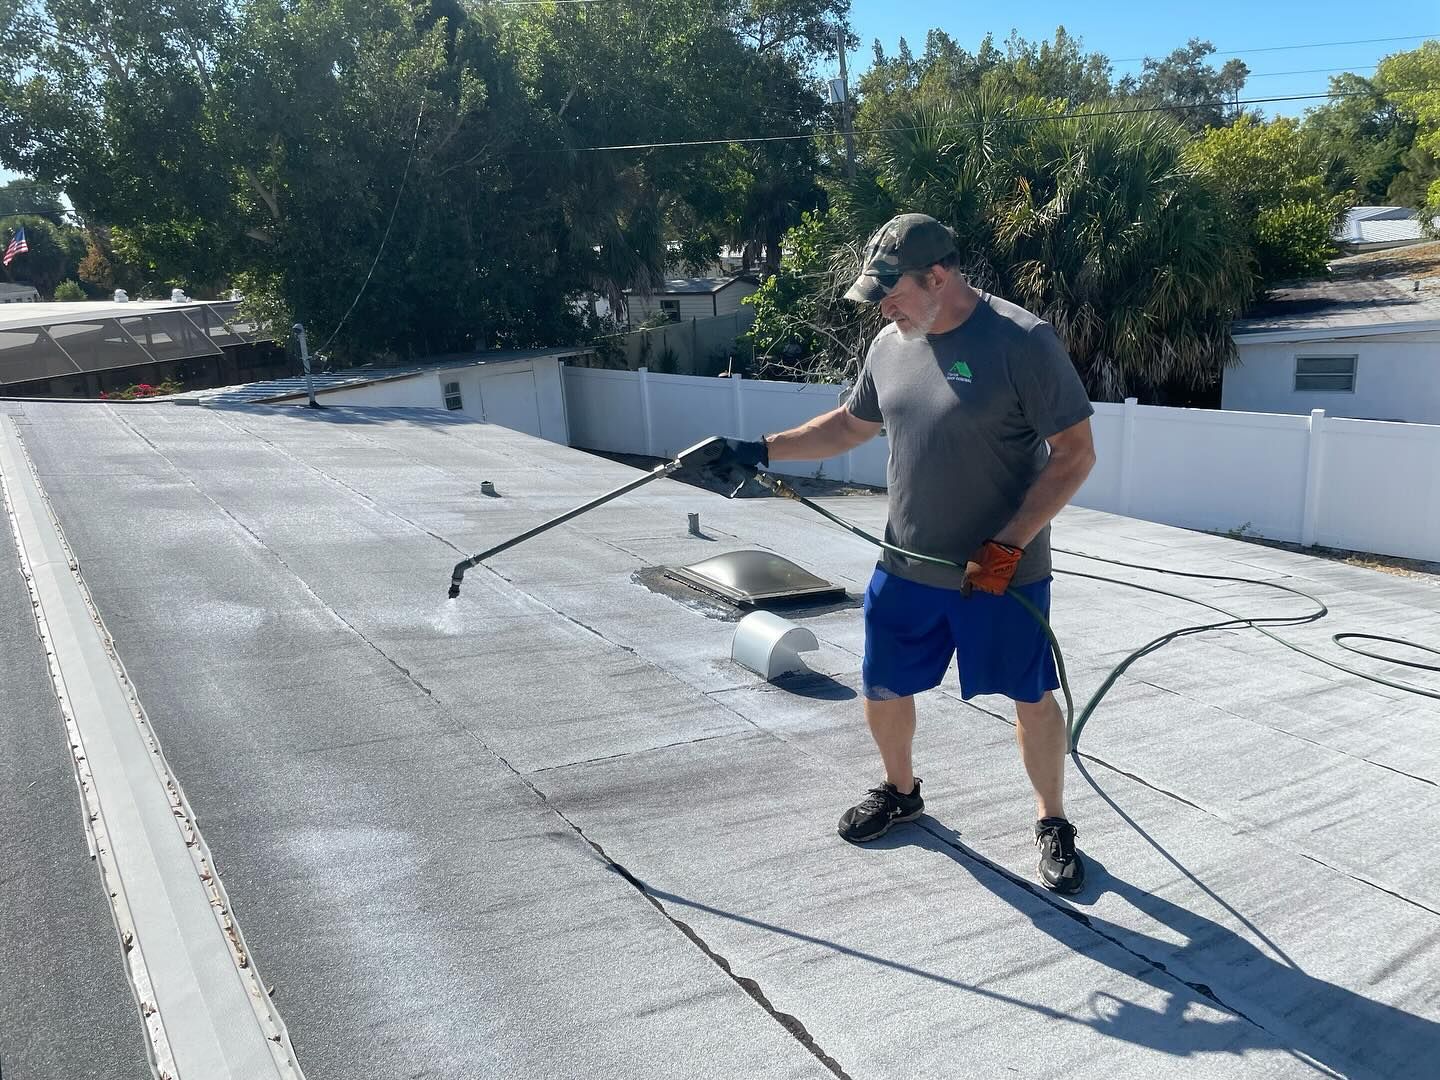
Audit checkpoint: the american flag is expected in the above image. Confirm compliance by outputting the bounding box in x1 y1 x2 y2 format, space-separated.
3 227 27 267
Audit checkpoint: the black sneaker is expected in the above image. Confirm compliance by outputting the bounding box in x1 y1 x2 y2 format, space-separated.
837 780 924 843
1035 817 1086 894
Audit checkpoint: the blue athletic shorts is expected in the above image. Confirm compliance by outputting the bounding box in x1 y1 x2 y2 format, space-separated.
861 565 1059 703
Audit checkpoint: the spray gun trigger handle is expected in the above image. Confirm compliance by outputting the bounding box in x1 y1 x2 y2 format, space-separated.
672 436 728 469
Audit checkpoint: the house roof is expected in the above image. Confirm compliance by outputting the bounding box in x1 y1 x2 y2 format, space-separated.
632 276 755 295
1232 274 1440 340
0 282 38 302
175 346 592 404
3 401 1438 1079
1336 205 1433 247
1329 240 1440 283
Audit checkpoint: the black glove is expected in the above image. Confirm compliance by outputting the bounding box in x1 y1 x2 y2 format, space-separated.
714 437 769 468
702 437 768 498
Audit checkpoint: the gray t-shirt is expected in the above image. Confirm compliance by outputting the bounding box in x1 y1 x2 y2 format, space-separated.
846 292 1094 589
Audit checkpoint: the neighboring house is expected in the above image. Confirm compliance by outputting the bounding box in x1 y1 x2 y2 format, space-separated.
625 277 758 326
1335 206 1435 252
1225 266 1440 423
663 245 748 278
0 282 39 303
187 346 592 445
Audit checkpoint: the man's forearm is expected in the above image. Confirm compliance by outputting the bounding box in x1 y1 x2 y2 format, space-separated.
764 407 877 462
993 451 1095 549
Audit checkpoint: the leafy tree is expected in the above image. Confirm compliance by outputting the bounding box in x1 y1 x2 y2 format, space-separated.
1186 116 1347 287
1386 144 1440 209
726 0 851 64
1377 41 1440 227
744 209 877 372
0 178 66 222
1 0 836 357
1125 38 1248 131
53 278 85 300
511 0 827 286
984 27 1113 104
854 27 1110 154
75 227 144 294
1302 73 1418 204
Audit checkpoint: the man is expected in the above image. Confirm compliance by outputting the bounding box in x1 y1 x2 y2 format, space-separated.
713 213 1096 893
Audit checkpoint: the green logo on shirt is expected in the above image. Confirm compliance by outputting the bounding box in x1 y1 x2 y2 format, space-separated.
946 360 972 383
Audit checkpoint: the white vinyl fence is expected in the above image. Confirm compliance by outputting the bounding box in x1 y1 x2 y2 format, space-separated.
562 366 1440 562
590 309 756 377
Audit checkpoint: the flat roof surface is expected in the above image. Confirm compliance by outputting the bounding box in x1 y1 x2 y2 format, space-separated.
631 277 751 295
2 402 1437 1079
1233 274 1440 336
175 347 590 405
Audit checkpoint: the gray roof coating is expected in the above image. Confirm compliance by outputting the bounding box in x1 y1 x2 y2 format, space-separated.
2 401 1437 1079
1232 275 1440 336
173 347 591 406
1336 206 1432 247
631 277 751 295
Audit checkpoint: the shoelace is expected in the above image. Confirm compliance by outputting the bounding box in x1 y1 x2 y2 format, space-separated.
1037 822 1078 860
857 786 900 816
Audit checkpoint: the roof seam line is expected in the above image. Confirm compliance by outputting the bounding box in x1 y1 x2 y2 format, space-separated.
527 731 744 774
908 817 1343 1070
203 409 470 557
553 816 855 1079
1131 676 1440 787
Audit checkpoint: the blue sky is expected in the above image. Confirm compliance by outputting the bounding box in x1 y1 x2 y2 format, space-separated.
839 2 1436 114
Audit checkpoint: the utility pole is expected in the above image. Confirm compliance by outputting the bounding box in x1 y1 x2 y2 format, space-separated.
836 27 856 179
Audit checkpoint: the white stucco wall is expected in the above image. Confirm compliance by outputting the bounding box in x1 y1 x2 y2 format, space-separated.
308 357 569 443
312 375 444 408
1224 332 1440 423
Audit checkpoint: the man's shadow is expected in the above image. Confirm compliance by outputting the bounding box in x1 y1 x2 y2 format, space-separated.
863 811 1435 1079
641 805 1433 1078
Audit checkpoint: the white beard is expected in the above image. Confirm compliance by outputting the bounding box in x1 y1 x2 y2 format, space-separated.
894 295 942 339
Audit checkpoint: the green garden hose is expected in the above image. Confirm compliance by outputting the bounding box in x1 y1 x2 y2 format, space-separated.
753 473 1440 752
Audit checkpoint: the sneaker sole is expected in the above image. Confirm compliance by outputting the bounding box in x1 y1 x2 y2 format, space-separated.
839 807 924 844
1037 871 1085 895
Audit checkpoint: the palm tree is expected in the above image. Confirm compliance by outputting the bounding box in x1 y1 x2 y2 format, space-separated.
771 93 1253 401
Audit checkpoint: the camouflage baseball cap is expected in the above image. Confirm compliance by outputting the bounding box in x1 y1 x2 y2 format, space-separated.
844 213 958 302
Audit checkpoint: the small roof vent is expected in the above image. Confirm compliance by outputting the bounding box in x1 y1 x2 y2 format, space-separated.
664 550 844 607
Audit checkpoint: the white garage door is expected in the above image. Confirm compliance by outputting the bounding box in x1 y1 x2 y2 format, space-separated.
477 369 542 437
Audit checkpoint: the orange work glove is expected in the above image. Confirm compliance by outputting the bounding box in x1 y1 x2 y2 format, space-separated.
961 540 1024 597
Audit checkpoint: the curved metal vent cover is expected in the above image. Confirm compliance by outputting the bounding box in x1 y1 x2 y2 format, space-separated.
664 550 844 606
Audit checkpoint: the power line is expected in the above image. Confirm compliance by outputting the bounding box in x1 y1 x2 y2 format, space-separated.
313 103 425 355
533 85 1440 155
1111 32 1437 64
1246 64 1379 80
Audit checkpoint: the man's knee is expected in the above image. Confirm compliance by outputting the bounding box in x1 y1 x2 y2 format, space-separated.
1014 692 1059 724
